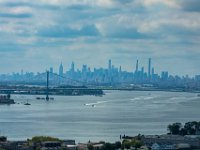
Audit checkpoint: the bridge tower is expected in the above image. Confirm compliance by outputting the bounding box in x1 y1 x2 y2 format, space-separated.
46 71 49 100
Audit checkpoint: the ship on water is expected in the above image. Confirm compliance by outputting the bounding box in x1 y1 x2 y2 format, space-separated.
0 94 15 104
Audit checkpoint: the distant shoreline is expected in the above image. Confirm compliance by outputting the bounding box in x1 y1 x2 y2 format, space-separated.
0 86 199 96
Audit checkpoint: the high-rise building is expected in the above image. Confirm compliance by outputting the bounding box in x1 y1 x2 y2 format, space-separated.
50 67 53 74
161 71 168 80
119 66 122 73
135 59 139 73
152 67 154 76
59 62 63 76
108 59 112 70
21 69 24 76
71 62 75 72
82 65 87 73
148 58 151 78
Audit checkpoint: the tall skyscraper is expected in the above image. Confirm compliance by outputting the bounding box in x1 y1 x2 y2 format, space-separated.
141 67 144 75
59 62 63 76
119 66 122 73
152 67 154 75
135 59 138 73
148 58 151 78
71 62 75 72
108 59 112 70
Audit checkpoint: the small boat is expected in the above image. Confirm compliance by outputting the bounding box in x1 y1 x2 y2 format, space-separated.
50 97 54 100
24 100 31 105
36 97 45 100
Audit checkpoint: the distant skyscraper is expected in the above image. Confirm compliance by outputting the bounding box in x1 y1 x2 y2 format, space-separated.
71 62 75 72
161 71 168 80
21 69 24 76
59 62 63 76
152 67 154 76
82 65 87 73
148 58 151 78
135 59 138 73
141 67 144 74
50 67 53 74
108 59 111 70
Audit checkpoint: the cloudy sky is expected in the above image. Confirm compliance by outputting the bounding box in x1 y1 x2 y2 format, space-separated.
0 0 200 76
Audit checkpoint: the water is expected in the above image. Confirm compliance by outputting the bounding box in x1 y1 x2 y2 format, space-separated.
0 90 200 142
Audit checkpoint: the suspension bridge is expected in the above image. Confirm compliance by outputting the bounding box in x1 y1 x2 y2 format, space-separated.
0 71 104 99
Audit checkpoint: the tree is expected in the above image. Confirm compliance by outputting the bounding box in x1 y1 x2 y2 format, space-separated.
167 122 182 135
102 142 115 150
122 140 131 149
115 141 121 149
87 144 94 150
131 139 142 148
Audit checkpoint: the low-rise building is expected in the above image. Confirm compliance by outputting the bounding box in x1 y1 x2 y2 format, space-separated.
141 134 200 149
41 141 61 150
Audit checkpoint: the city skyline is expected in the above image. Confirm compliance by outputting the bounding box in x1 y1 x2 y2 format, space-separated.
0 58 199 78
0 0 200 76
1 58 200 89
0 58 190 77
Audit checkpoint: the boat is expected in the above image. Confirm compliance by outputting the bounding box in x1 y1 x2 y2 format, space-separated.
0 94 15 104
24 100 31 105
36 97 45 100
50 97 54 100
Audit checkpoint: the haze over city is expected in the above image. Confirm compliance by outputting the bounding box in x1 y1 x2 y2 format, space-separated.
0 0 200 76
1 1 200 150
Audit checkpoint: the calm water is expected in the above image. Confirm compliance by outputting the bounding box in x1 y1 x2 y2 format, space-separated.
0 90 200 142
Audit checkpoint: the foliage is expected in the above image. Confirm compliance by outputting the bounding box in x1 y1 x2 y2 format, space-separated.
168 121 200 135
87 144 94 150
122 139 143 149
101 142 115 150
122 140 131 149
167 122 182 135
31 136 61 143
115 141 121 149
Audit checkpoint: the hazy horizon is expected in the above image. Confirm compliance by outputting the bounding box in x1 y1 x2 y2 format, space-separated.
0 0 200 76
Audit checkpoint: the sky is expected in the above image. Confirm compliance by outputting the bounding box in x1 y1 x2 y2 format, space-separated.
0 0 200 76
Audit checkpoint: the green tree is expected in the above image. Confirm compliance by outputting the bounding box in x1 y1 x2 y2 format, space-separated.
115 141 121 149
131 139 142 148
167 122 182 135
122 140 131 149
31 136 60 143
102 142 115 150
87 144 94 150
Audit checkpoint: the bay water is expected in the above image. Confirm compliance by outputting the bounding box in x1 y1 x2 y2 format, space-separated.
0 90 199 142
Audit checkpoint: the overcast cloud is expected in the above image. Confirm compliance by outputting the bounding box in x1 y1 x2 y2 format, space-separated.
0 0 200 76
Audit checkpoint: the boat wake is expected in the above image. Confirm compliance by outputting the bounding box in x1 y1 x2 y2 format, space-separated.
84 101 108 106
130 96 155 101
